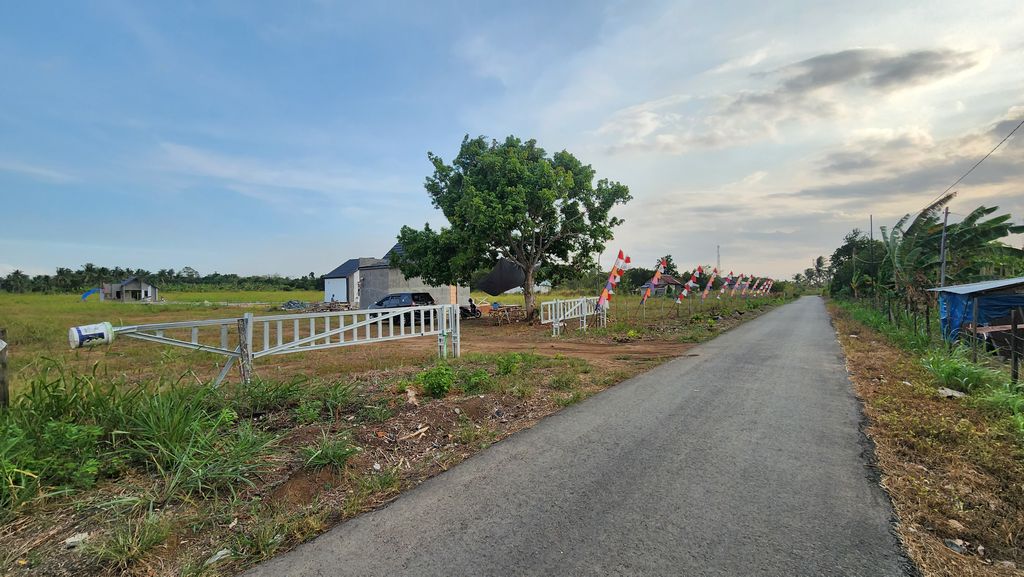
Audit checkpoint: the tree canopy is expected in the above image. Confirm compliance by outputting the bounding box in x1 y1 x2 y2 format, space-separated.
395 135 632 317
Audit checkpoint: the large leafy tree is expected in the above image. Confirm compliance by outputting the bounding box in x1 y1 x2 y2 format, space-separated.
394 135 632 318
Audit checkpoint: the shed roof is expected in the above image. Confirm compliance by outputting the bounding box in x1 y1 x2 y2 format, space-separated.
116 276 158 288
926 276 1024 295
324 258 385 279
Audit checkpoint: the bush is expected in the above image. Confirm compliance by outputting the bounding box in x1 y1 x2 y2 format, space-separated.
458 368 494 394
419 363 456 398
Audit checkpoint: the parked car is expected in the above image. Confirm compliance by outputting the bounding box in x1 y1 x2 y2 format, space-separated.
367 292 436 324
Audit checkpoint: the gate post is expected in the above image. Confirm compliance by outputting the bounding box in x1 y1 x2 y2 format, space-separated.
437 306 448 359
237 313 254 385
452 305 461 358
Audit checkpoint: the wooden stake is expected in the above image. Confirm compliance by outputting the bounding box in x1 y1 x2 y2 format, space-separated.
237 315 253 385
1011 308 1020 385
0 327 8 409
971 297 980 363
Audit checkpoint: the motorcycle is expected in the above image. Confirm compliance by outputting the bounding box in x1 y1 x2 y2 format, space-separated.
460 301 483 319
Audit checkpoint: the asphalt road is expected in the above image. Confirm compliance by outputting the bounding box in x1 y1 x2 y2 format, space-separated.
245 296 912 577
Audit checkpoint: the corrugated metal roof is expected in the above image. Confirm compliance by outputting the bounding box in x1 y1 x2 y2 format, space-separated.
927 276 1024 295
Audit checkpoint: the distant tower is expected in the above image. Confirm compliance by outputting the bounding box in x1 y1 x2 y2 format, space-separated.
716 245 721 271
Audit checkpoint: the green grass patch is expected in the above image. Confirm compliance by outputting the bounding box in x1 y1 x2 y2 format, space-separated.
301 430 358 471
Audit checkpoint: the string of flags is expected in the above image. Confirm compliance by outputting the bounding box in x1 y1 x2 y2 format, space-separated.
594 251 777 306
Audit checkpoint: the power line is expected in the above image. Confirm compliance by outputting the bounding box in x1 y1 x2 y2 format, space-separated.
921 116 1024 211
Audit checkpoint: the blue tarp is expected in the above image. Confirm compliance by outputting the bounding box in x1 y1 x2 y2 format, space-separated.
938 292 1024 341
80 288 100 301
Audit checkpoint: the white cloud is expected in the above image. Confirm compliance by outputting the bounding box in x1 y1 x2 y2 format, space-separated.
0 160 75 182
709 47 769 74
156 142 414 201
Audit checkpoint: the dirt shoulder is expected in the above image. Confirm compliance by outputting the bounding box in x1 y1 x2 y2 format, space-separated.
830 304 1024 576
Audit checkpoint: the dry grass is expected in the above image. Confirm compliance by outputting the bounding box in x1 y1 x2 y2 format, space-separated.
831 303 1024 576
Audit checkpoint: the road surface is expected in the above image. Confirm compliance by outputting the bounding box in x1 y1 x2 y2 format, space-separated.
246 296 912 577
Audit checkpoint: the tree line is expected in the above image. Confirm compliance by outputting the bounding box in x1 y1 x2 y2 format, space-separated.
818 196 1024 299
0 264 323 294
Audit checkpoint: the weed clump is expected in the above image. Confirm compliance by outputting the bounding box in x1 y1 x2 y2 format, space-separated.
301 430 358 471
87 513 170 571
418 363 455 398
921 347 1008 392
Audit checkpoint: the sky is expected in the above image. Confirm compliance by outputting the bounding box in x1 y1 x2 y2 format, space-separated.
1 0 1022 279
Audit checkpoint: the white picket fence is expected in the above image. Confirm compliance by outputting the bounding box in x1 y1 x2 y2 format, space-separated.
539 297 606 336
71 304 460 385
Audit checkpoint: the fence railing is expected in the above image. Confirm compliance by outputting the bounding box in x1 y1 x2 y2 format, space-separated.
539 297 605 336
69 304 460 385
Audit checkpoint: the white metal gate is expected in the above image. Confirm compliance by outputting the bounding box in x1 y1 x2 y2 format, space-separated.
69 305 460 385
539 297 605 336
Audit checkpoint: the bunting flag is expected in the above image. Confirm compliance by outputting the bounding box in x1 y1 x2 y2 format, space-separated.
640 258 667 305
716 271 734 299
760 279 774 295
701 267 719 300
742 276 757 296
597 250 630 309
749 278 764 295
675 269 702 303
730 273 745 297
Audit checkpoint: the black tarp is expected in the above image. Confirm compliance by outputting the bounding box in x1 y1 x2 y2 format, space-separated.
477 258 526 296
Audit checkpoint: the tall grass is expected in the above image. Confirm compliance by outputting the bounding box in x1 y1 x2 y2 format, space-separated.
836 299 1024 434
0 361 276 518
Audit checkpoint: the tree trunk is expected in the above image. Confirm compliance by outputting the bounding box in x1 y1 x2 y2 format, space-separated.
523 267 537 321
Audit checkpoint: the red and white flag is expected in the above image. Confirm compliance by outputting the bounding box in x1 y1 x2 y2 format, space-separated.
641 259 667 305
717 271 734 299
597 250 629 309
701 267 719 300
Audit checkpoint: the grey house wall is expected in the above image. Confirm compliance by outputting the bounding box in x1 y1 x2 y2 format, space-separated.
359 267 469 308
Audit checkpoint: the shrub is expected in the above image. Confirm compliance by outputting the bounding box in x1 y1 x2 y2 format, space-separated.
419 363 456 398
495 353 523 375
35 421 103 489
458 368 494 394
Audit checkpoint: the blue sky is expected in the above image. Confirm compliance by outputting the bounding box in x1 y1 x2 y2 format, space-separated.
2 1 1022 278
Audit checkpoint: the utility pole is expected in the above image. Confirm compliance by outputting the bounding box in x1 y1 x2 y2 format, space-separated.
716 245 720 272
869 215 873 260
939 207 950 287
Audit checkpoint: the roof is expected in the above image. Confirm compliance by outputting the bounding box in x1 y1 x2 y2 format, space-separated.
324 258 386 279
325 243 407 279
116 276 158 288
658 275 685 286
926 276 1024 295
382 243 405 263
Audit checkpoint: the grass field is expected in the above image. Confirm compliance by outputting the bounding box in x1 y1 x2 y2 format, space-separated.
165 290 322 303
